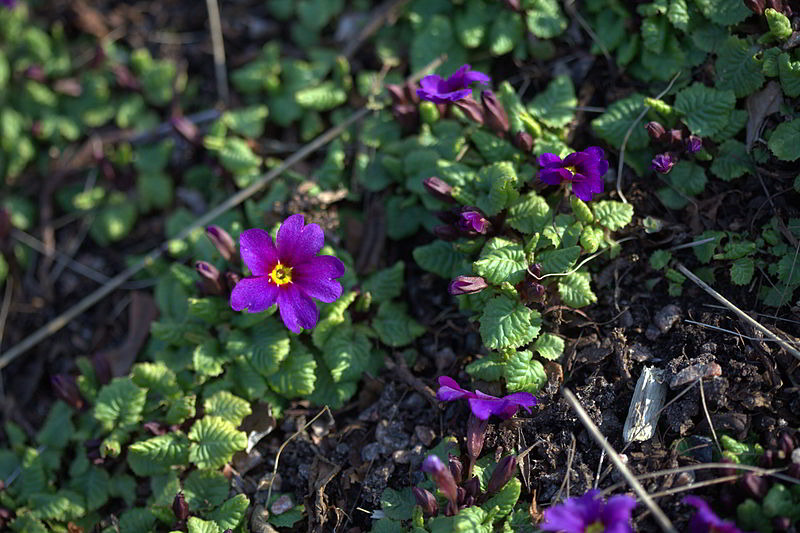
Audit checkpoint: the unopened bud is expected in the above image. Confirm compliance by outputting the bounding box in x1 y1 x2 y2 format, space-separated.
778 431 795 458
503 0 521 11
645 121 666 142
225 271 241 292
436 209 459 225
685 135 703 154
0 508 11 530
786 462 800 480
0 208 11 244
171 116 199 144
24 65 46 82
481 90 509 135
772 516 792 531
466 414 488 460
454 96 484 125
487 455 517 495
51 375 84 410
760 449 774 468
53 78 82 97
386 84 407 106
448 276 488 296
651 153 675 174
412 487 439 517
92 353 112 386
528 263 542 279
457 209 491 235
420 101 441 124
456 486 466 505
195 261 224 295
462 476 480 498
423 177 455 203
421 455 459 507
739 473 768 499
173 492 189 521
434 225 459 242
667 129 684 146
112 64 140 90
392 103 419 132
206 225 237 262
513 131 533 153
745 0 766 13
449 455 463 483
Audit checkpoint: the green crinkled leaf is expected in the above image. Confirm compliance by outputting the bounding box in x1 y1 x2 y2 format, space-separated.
267 494 306 527
507 192 552 234
312 291 358 349
674 83 735 137
35 401 73 449
132 361 181 398
323 327 374 382
658 161 708 208
187 517 221 533
267 342 317 397
533 333 565 361
295 82 348 112
119 508 156 533
715 37 764 98
71 465 109 511
768 119 800 161
711 139 752 180
128 433 190 476
28 490 85 520
308 360 359 409
363 261 405 304
528 75 576 129
489 10 523 56
213 137 263 174
667 0 690 30
777 254 800 286
413 240 466 279
150 471 180 506
731 257 755 286
228 320 290 378
381 487 417 520
558 271 597 308
471 130 519 166
641 16 668 54
591 94 649 150
110 474 137 507
592 200 634 230
184 469 229 511
410 16 467 76
465 353 507 382
454 0 488 48
89 192 138 246
590 10 627 54
694 0 751 26
777 53 800 97
482 478 521 520
208 494 250 531
372 301 426 347
504 350 547 393
538 246 581 275
166 394 197 424
204 391 252 426
429 506 491 533
193 340 229 377
710 108 747 142
525 0 568 38
474 238 528 284
480 296 541 350
222 105 269 138
94 377 147 431
188 417 248 469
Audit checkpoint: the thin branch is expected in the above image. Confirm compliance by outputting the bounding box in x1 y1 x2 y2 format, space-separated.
205 0 229 104
562 388 678 533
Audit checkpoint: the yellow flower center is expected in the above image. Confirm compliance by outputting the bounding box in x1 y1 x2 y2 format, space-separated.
269 262 293 286
565 165 576 175
586 521 605 533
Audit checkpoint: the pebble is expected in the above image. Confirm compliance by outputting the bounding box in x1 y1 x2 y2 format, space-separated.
270 494 294 515
361 442 384 462
670 362 722 389
654 304 681 333
375 419 410 451
414 425 435 446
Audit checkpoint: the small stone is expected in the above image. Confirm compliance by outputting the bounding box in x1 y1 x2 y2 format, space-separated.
375 420 410 451
791 448 800 464
361 442 384 462
392 449 412 464
271 494 294 515
414 426 435 446
645 324 661 341
670 362 722 389
654 304 681 333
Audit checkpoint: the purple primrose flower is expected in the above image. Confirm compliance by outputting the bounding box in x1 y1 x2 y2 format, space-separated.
457 209 490 234
230 214 345 333
417 64 490 104
684 496 746 533
540 489 637 533
538 147 608 202
437 376 537 420
651 153 675 174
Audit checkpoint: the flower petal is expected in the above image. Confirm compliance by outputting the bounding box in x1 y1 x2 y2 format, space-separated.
277 284 319 333
419 75 443 92
296 277 342 303
277 214 325 265
601 494 637 525
540 503 588 533
437 376 472 401
539 167 572 185
583 146 605 161
293 254 346 279
230 277 278 313
571 175 596 201
464 69 491 86
504 392 537 411
537 153 563 168
239 228 278 276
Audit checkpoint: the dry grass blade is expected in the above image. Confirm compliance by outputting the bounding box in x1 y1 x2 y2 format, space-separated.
205 0 229 104
676 262 800 361
562 388 678 533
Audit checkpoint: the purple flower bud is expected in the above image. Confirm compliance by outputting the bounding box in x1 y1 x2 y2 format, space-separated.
448 276 488 296
773 516 792 531
645 121 666 142
685 135 703 154
466 414 488 461
206 225 237 262
503 0 521 11
225 271 241 292
24 65 46 82
513 131 534 153
457 209 491 235
386 84 407 106
0 508 10 530
778 431 795 458
667 129 684 146
744 0 765 14
423 177 455 203
760 449 774 468
738 473 768 499
481 90 509 135
785 462 800 480
195 261 224 295
434 225 460 242
436 209 459 225
173 492 189 521
412 487 439 517
528 263 542 279
53 78 83 97
171 116 199 144
454 96 484 125
392 103 419 132
651 153 675 174
143 421 167 436
462 476 480 498
51 375 85 410
487 455 517 495
449 455 463 483
112 64 141 91
91 353 112 386
421 455 459 507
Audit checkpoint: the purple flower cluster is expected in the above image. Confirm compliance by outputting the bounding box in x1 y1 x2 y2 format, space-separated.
684 497 746 533
538 147 608 201
230 215 345 333
540 490 636 533
645 121 703 175
436 376 536 420
417 64 490 103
